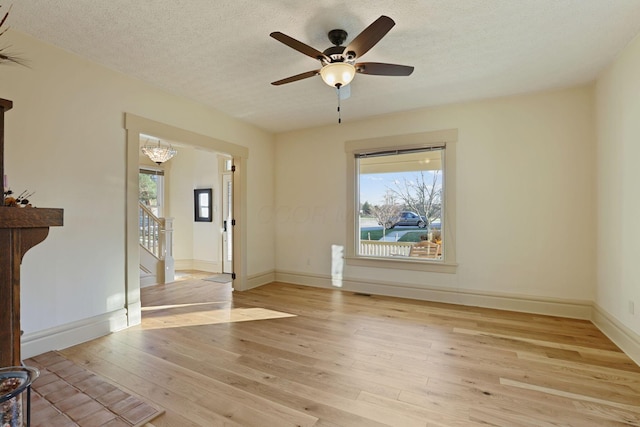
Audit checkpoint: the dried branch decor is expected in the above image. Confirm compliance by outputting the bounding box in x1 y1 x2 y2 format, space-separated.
0 4 25 65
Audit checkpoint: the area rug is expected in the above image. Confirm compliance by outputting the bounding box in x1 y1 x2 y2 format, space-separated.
203 273 233 283
23 351 164 427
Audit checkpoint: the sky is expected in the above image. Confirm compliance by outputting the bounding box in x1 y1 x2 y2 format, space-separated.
360 172 406 205
359 170 441 206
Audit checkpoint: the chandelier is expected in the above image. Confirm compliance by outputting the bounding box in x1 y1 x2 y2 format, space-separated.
141 139 177 164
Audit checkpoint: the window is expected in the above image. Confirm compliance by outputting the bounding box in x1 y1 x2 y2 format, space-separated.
345 130 457 273
358 148 444 257
194 188 213 222
139 168 164 217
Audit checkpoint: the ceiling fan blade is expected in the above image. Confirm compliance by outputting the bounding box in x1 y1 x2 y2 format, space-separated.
343 15 395 59
355 62 414 76
270 32 329 62
271 69 321 86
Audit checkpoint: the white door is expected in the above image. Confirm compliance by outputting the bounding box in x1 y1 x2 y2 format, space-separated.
222 173 233 273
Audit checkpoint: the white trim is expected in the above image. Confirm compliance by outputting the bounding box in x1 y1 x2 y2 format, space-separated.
174 259 193 270
345 129 458 272
245 269 276 291
192 259 220 273
592 304 640 366
345 256 458 273
126 302 141 326
274 270 592 319
21 309 128 359
173 259 220 273
140 275 158 288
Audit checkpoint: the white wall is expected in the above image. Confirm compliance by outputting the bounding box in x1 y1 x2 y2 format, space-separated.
0 31 275 356
275 86 596 314
192 150 220 269
167 146 195 265
595 34 640 346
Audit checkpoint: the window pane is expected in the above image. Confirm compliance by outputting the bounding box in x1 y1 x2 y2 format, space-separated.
357 148 443 260
199 192 209 207
139 172 162 217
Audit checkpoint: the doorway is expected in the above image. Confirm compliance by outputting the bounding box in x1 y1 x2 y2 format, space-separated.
125 113 249 326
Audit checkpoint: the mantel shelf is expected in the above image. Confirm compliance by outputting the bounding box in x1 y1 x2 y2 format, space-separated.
0 207 64 228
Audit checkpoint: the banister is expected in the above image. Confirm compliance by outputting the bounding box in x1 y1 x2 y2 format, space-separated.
139 202 166 259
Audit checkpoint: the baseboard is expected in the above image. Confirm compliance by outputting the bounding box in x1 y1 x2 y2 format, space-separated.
127 300 142 327
274 270 593 319
174 259 192 270
175 259 219 273
244 269 276 291
140 274 158 288
591 304 640 366
21 308 128 360
193 259 219 273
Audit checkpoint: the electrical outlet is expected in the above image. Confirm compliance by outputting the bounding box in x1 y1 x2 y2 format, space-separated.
629 301 635 315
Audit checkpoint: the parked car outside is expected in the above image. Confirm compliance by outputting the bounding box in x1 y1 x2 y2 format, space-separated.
377 211 442 229
394 211 427 228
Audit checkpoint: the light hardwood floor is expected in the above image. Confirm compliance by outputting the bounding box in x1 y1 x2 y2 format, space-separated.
60 272 640 426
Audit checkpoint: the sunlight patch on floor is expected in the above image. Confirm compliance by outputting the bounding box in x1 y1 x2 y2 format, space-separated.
141 303 296 330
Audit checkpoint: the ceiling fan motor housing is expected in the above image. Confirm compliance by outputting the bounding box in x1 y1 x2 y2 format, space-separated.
323 46 347 62
324 29 355 63
328 29 347 46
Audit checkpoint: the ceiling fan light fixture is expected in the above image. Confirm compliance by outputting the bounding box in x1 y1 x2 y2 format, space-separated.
320 62 356 88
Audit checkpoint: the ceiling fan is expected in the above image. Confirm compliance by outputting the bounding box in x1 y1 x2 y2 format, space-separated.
270 15 414 89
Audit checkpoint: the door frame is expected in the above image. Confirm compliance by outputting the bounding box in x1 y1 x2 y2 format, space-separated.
220 155 233 274
124 113 249 326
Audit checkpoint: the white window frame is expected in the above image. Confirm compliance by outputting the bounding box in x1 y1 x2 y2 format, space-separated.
345 129 458 274
139 167 165 218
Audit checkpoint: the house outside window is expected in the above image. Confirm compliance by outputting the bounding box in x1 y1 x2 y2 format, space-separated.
345 129 457 273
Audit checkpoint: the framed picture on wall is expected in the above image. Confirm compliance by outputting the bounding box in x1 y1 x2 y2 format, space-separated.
194 188 213 222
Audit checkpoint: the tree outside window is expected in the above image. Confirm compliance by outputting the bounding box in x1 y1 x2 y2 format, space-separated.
139 169 163 217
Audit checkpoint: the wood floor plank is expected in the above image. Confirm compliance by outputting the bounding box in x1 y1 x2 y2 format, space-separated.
501 378 640 421
62 344 247 426
357 391 479 427
63 336 319 427
54 273 640 426
401 378 631 427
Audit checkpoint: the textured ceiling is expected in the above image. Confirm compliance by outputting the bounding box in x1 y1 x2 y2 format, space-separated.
6 0 640 133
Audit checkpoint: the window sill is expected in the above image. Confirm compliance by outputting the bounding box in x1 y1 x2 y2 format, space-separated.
345 256 458 274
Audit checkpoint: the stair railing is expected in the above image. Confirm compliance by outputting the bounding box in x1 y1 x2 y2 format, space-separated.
139 203 165 259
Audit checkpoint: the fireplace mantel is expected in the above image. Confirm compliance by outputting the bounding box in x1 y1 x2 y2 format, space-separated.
0 98 64 366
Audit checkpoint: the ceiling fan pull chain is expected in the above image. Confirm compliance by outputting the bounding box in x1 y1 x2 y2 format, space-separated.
337 85 342 124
